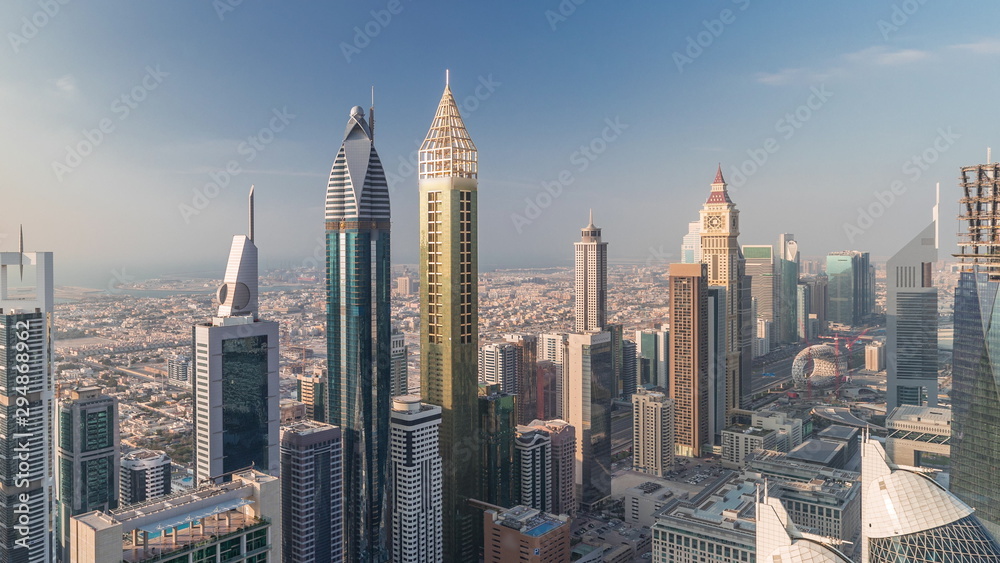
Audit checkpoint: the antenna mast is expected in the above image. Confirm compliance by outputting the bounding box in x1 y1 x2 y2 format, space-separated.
248 185 255 242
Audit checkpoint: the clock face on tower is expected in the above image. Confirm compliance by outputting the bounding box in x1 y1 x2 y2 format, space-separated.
705 215 723 231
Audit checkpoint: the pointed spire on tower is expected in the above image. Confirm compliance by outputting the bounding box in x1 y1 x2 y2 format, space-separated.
706 164 734 205
419 72 477 179
587 209 596 229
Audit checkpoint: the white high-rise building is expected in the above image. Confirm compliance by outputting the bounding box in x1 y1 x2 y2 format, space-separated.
631 389 674 477
515 425 552 513
478 341 518 393
390 396 443 563
681 220 702 264
391 326 408 396
120 449 171 505
193 188 279 484
538 333 567 364
574 211 607 333
167 355 190 384
0 241 55 562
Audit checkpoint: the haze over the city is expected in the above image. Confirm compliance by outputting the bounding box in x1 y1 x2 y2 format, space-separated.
2 1 996 287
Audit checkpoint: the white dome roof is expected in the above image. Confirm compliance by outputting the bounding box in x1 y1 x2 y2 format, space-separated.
864 469 973 539
765 541 851 563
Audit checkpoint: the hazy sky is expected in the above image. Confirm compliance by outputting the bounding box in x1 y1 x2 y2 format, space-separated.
1 1 998 288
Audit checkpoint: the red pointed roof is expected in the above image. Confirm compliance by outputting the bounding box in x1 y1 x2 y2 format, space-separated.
706 164 733 204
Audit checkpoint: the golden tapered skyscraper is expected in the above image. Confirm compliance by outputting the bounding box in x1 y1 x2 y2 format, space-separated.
419 74 481 562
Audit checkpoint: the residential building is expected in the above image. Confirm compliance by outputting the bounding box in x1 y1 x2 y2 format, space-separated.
631 389 674 477
57 387 120 559
390 396 443 563
668 263 708 457
0 245 55 562
478 342 518 394
280 420 343 562
391 326 408 397
505 334 539 424
119 449 171 506
515 425 552 513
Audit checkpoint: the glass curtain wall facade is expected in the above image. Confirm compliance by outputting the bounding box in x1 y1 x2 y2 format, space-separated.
325 105 392 562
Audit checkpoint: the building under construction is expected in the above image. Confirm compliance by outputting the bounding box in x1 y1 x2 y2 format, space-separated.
956 161 1000 274
951 157 1000 538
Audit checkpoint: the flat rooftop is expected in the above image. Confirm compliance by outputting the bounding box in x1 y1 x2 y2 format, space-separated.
817 425 859 441
788 439 844 466
887 405 952 427
494 505 568 538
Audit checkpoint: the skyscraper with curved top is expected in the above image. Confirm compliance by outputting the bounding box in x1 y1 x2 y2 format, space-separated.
419 75 480 562
325 104 391 562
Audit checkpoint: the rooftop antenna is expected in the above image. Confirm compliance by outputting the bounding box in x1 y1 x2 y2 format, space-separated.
446 68 450 88
934 182 940 250
369 85 375 141
18 225 23 280
248 185 255 242
989 147 993 165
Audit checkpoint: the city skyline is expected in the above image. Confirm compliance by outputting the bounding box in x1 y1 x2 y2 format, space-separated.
2 3 997 288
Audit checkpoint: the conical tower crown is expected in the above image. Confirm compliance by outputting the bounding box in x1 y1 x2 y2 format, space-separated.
419 82 477 179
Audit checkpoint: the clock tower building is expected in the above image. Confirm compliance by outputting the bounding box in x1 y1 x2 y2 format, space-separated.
698 166 752 430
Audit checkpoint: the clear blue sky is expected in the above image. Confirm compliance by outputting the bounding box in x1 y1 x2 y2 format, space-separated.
1 1 998 287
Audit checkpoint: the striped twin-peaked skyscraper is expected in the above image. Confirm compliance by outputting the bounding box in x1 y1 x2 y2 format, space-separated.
325 104 391 562
419 75 481 562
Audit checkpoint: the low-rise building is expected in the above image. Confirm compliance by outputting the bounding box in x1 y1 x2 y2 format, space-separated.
483 505 570 563
721 425 777 468
69 469 280 563
651 474 757 563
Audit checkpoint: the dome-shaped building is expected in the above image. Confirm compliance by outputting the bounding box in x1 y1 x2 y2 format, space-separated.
861 435 1000 562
